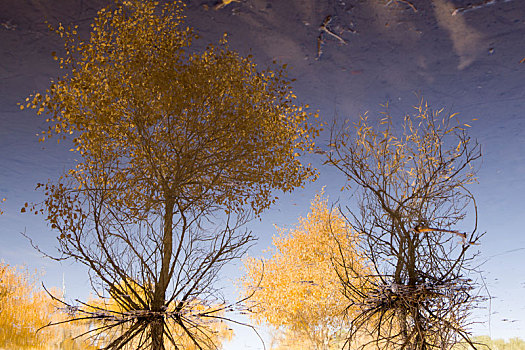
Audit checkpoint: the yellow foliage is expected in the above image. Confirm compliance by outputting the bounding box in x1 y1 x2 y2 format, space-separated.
0 262 56 348
242 192 369 348
0 262 96 350
28 0 320 219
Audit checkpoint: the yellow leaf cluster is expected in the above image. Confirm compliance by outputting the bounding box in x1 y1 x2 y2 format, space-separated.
0 263 98 349
242 192 368 346
0 262 57 347
0 262 109 349
27 0 321 220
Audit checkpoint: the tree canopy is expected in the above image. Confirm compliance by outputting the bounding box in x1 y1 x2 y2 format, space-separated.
26 0 319 217
242 192 369 349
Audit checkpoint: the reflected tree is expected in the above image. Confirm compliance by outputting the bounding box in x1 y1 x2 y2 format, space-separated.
24 0 319 349
242 192 369 350
326 102 483 350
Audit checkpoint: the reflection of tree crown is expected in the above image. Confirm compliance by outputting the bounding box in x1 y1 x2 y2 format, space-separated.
242 192 369 349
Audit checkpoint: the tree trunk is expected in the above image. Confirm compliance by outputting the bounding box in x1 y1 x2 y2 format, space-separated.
150 319 165 350
151 199 174 350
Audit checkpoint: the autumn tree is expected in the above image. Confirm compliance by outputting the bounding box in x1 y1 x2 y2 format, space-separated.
242 192 369 350
0 262 56 347
325 102 483 350
24 0 319 349
0 262 101 349
0 264 86 349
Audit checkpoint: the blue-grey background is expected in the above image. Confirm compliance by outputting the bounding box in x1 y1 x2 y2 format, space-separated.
1 0 524 348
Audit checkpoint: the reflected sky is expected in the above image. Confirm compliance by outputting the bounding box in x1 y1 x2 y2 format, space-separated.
0 0 524 348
